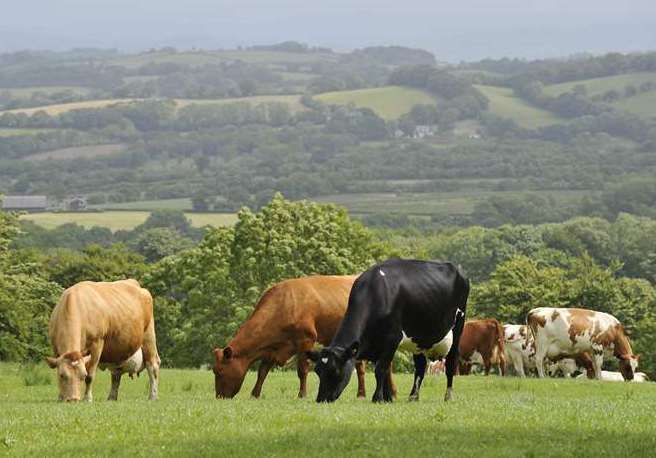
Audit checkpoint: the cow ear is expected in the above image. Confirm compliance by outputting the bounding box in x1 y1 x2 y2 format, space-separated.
212 348 222 361
634 354 641 361
306 351 320 362
45 357 58 369
618 353 631 361
83 354 92 366
223 346 233 361
81 349 91 357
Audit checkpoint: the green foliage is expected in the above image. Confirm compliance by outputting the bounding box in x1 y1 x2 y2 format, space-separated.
131 228 194 263
144 194 391 367
41 244 146 289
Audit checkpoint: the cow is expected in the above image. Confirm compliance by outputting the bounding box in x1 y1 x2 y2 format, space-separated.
503 324 535 377
458 319 506 376
547 354 594 378
527 307 639 380
576 371 649 382
308 259 470 403
428 359 445 376
212 275 383 399
46 279 160 402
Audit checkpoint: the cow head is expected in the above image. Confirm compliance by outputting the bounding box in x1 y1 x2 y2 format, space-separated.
213 347 248 399
618 353 639 381
45 350 91 402
307 342 358 403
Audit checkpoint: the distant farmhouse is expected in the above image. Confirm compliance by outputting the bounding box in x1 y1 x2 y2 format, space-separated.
1 195 48 212
67 196 87 211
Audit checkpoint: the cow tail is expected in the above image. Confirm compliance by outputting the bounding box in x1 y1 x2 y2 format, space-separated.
495 319 505 358
526 312 536 350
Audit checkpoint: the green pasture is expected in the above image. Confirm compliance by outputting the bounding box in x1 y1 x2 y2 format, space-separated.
1 365 655 457
613 91 656 119
315 189 589 217
314 86 438 120
474 84 564 129
93 198 193 211
174 94 306 112
24 144 126 161
0 86 92 98
0 128 59 137
543 72 656 98
20 211 237 231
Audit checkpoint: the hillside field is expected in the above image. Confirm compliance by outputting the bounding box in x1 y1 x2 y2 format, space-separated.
2 99 139 116
474 85 564 129
543 72 656 98
314 86 437 120
20 211 237 231
1 365 655 457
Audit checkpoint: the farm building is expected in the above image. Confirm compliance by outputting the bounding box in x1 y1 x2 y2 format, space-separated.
67 196 88 211
1 195 48 212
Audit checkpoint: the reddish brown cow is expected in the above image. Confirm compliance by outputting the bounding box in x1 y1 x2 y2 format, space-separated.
458 319 506 376
213 275 393 399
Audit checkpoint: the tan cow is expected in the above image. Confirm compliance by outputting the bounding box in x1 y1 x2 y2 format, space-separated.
458 319 506 376
46 279 160 402
213 275 392 399
527 307 639 380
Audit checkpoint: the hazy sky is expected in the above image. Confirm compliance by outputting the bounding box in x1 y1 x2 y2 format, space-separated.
2 0 655 61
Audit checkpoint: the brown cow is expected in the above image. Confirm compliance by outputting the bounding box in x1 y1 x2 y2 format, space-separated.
458 318 506 376
213 275 394 399
46 279 160 402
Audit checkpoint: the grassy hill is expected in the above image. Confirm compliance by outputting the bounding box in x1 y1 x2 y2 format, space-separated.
20 211 237 231
474 84 565 129
314 86 437 120
543 72 656 98
2 99 138 116
613 91 656 119
175 95 306 112
25 144 127 161
2 365 655 457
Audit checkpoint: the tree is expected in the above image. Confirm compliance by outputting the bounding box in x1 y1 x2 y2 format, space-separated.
132 228 194 263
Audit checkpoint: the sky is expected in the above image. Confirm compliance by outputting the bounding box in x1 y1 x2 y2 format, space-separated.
1 0 655 61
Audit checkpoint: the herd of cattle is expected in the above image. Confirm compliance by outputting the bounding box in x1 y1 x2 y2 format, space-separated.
44 258 648 403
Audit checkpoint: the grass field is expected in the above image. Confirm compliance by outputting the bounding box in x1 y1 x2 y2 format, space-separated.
314 86 438 120
543 72 656 98
20 211 237 231
0 128 59 137
315 189 589 216
613 91 656 120
0 86 92 98
1 365 655 456
94 198 193 211
175 95 306 112
25 144 126 161
2 99 139 116
474 85 564 129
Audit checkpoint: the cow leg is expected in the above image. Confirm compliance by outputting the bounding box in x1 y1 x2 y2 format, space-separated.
444 309 466 401
108 370 122 401
592 354 603 380
387 362 397 399
373 359 396 403
296 354 311 399
355 360 366 398
535 349 547 378
409 353 427 401
483 354 492 376
83 341 104 402
251 359 274 398
498 351 506 376
142 320 161 401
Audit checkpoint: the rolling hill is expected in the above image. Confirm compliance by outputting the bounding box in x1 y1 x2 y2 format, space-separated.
543 72 656 98
474 84 565 129
314 86 437 120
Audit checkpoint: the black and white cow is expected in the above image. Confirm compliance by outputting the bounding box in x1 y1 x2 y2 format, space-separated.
308 258 470 403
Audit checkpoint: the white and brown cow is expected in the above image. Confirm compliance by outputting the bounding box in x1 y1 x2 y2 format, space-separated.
527 307 638 380
503 324 535 377
46 279 160 402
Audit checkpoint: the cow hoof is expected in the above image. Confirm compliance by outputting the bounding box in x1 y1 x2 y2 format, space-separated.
408 394 419 402
444 388 453 402
356 394 366 400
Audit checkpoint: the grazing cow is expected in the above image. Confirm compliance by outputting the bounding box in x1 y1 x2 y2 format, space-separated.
46 280 160 402
212 275 378 399
308 259 469 403
503 324 535 377
458 319 506 376
527 307 639 380
576 371 649 382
